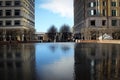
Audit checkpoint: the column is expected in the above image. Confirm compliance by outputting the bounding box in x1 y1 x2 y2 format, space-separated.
21 30 24 41
17 35 20 41
22 34 24 41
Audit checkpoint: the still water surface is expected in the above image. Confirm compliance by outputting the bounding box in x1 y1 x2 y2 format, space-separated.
0 43 120 80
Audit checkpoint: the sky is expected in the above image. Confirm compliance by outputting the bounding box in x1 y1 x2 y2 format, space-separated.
35 0 73 32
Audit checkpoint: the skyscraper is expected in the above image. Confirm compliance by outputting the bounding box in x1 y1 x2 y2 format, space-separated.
0 0 35 41
74 0 120 40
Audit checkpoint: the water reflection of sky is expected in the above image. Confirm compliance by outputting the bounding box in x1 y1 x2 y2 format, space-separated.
36 43 74 65
35 43 75 80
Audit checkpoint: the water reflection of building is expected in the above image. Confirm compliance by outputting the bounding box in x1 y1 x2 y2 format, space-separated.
0 44 35 80
74 43 120 80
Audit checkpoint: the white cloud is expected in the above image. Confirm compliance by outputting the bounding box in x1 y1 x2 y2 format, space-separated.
39 0 73 18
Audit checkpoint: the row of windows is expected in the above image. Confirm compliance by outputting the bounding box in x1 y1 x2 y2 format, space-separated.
0 1 34 13
0 9 34 21
88 2 97 7
0 9 20 16
0 20 21 26
89 9 117 16
0 20 34 27
0 1 21 6
90 20 118 26
88 1 119 7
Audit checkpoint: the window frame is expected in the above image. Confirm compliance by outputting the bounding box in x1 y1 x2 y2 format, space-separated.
5 1 12 6
14 1 21 6
14 9 20 16
111 20 117 26
5 20 12 26
6 10 12 16
111 10 117 16
90 20 96 26
14 20 20 25
111 1 116 7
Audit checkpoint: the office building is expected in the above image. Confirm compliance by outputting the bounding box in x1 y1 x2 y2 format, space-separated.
0 0 35 41
74 0 120 40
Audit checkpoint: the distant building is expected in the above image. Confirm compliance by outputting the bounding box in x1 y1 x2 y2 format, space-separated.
35 32 49 42
0 0 35 41
74 0 120 40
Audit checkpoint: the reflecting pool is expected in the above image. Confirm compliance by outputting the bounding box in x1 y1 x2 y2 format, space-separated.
0 43 120 80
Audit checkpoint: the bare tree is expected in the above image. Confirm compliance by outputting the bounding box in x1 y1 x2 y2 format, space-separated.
47 25 57 42
59 24 72 42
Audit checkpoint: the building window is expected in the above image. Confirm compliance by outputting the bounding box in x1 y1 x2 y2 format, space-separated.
14 1 20 6
103 1 106 6
103 9 106 16
112 20 117 26
89 2 96 7
102 20 106 26
6 21 12 26
14 20 20 25
112 10 116 16
90 2 94 7
14 9 20 16
0 21 3 26
6 10 12 16
0 10 3 16
90 20 95 26
0 1 3 6
111 2 116 7
90 10 96 15
5 1 12 6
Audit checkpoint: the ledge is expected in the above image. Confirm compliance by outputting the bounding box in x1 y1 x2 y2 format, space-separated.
75 40 120 44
